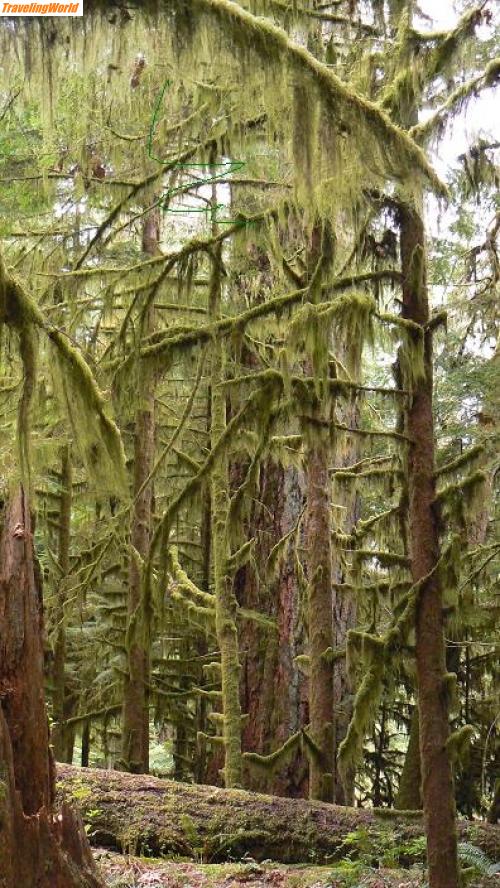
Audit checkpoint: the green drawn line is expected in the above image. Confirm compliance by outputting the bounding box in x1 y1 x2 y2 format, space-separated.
147 77 252 227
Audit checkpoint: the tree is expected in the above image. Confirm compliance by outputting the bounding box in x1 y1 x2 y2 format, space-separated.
0 487 103 888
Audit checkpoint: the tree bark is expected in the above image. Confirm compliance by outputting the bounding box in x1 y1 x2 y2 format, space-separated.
395 706 422 810
81 720 90 768
303 220 335 803
0 488 53 814
52 442 73 763
400 203 459 888
0 488 103 888
211 253 243 788
208 159 243 789
332 340 362 805
120 210 159 774
56 763 500 863
305 423 334 802
238 460 308 797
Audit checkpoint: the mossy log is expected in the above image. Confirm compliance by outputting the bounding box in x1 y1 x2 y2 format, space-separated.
57 765 500 863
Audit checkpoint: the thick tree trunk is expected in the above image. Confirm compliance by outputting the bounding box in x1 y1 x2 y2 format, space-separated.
238 460 307 797
52 442 73 763
0 488 53 814
332 341 361 805
303 220 336 803
269 465 308 798
56 763 500 863
305 425 334 802
0 488 103 887
196 391 222 785
400 204 459 888
120 211 158 774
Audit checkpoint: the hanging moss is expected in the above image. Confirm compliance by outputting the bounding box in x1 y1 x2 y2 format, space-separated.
446 725 475 768
50 335 128 497
412 57 500 143
337 532 461 787
1 255 126 495
292 75 318 212
338 632 386 790
16 324 38 494
419 7 484 83
184 0 447 196
435 469 488 532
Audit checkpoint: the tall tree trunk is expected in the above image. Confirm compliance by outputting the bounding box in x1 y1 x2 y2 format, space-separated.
0 487 102 887
373 700 387 808
272 467 309 798
238 460 308 797
209 164 243 787
301 220 336 803
211 277 242 787
332 341 361 805
81 720 90 768
120 210 158 773
195 392 215 784
1 489 52 813
52 442 73 763
305 420 334 802
400 203 459 888
396 705 422 810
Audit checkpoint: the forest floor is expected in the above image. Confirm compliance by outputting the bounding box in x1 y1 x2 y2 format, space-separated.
94 849 431 888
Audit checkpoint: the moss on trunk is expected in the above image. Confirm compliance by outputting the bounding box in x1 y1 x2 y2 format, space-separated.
396 706 422 811
209 165 243 786
52 442 74 764
305 427 334 802
120 211 159 774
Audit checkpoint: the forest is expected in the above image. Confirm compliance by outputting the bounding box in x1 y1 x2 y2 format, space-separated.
0 1 498 887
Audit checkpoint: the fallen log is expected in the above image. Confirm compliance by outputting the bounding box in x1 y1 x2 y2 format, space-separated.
57 765 500 864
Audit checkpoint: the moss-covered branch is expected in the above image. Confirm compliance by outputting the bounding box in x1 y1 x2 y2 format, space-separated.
188 0 446 195
131 271 402 366
0 256 127 494
411 58 500 143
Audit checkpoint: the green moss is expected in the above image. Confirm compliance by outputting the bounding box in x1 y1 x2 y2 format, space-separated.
243 731 301 775
187 0 447 196
446 725 475 767
1 256 127 496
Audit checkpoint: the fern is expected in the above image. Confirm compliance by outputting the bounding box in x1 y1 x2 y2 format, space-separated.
458 842 500 876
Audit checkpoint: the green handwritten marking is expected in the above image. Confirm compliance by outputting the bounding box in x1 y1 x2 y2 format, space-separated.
147 78 252 227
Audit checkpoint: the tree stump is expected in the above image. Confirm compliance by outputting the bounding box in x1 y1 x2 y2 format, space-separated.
0 488 103 888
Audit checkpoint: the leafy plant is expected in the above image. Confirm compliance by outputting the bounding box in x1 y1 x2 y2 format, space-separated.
327 859 366 888
458 842 500 877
